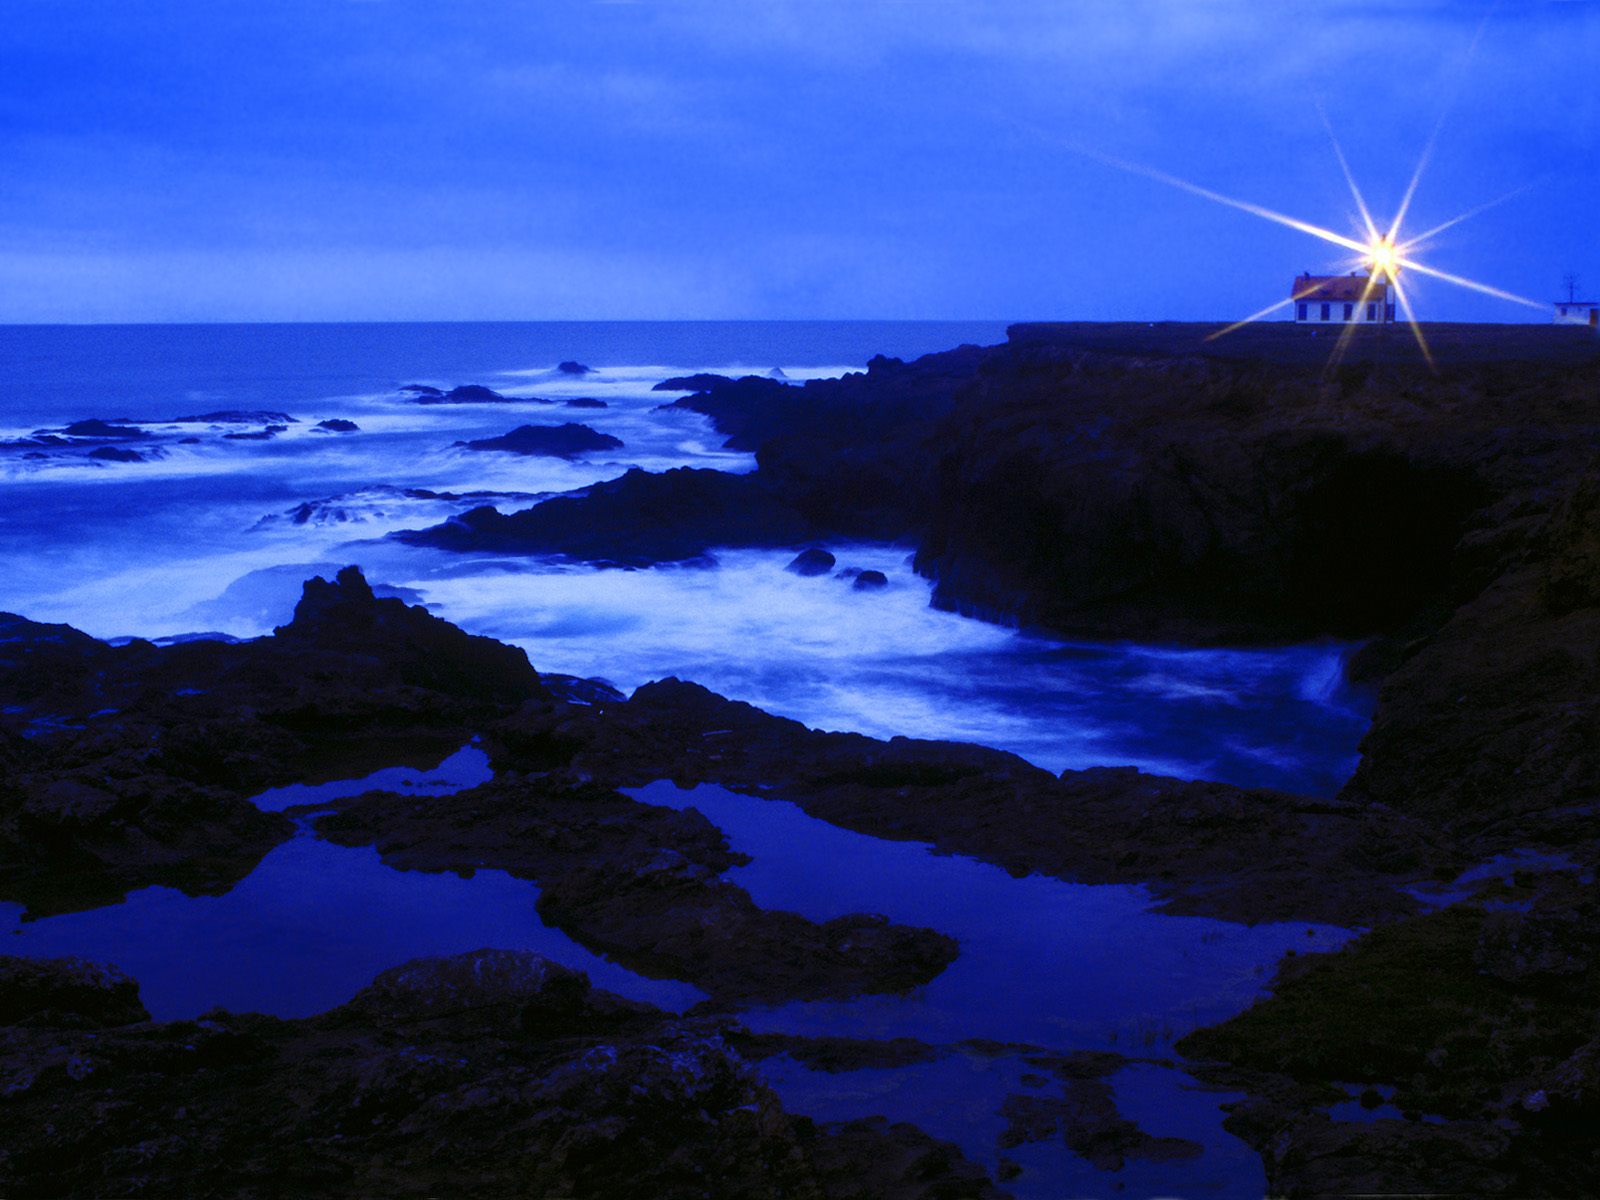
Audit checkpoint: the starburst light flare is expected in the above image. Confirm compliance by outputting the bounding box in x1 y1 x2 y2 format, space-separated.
1084 130 1542 373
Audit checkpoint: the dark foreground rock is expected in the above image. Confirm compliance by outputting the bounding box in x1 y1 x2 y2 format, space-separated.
0 955 150 1028
457 422 623 458
0 950 1004 1200
312 774 958 1004
1178 873 1600 1196
0 568 546 916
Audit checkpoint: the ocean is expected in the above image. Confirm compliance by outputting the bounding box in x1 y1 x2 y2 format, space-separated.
0 320 1368 793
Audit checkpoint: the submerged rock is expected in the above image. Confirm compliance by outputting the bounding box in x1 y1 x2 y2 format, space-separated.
313 418 359 433
564 396 607 409
556 360 593 375
456 422 623 459
87 446 144 463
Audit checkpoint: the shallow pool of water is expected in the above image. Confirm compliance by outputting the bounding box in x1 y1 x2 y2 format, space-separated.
3 756 1340 1195
629 781 1347 1050
1 754 705 1018
627 780 1347 1197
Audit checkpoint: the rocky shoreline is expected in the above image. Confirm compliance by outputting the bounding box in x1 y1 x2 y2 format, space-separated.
4 325 1600 1195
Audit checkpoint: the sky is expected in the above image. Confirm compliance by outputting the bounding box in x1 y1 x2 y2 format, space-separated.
1 0 1595 323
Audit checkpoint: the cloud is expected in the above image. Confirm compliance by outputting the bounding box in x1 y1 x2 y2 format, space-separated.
0 0 1593 320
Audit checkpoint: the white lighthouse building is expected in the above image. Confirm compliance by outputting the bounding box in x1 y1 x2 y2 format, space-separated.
1291 272 1396 325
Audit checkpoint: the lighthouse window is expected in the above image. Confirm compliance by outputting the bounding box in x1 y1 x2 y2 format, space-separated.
1343 302 1353 321
1297 302 1307 320
1367 302 1377 321
1320 302 1330 320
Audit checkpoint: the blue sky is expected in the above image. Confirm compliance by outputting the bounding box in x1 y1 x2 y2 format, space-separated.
2 1 1595 322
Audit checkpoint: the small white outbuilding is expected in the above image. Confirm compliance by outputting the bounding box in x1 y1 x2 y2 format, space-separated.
1553 299 1598 327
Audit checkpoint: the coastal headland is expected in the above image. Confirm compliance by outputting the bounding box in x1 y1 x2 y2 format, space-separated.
4 321 1600 1196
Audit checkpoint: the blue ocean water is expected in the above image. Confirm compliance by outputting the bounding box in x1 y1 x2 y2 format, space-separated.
0 324 1379 1196
0 320 1007 426
0 320 1370 793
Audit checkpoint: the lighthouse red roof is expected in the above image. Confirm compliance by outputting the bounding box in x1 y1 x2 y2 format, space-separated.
1292 273 1388 302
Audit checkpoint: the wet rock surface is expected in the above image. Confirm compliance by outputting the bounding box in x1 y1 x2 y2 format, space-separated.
402 383 549 405
786 546 837 576
0 568 545 916
998 1051 1201 1172
456 421 624 458
1178 872 1600 1196
311 774 958 1005
0 954 150 1028
8 325 1600 1192
402 466 821 565
0 950 1004 1199
490 677 1422 926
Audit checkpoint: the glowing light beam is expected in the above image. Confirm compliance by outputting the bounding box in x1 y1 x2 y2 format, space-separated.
1326 269 1386 375
1076 148 1370 258
1389 272 1436 374
1319 102 1380 242
1400 184 1534 254
1402 260 1545 310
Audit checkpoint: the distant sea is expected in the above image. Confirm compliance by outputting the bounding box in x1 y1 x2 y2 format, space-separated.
0 321 1010 426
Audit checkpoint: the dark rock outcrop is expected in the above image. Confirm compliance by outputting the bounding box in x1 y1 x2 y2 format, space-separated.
0 568 546 916
62 419 149 441
786 547 836 576
998 1050 1201 1171
168 410 297 425
564 396 607 408
313 774 958 1005
482 677 1423 927
852 569 888 591
0 950 1003 1199
557 360 593 375
87 446 143 462
314 418 360 433
456 422 623 458
1179 872 1600 1197
0 955 150 1028
406 384 548 406
401 468 821 566
653 372 738 392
